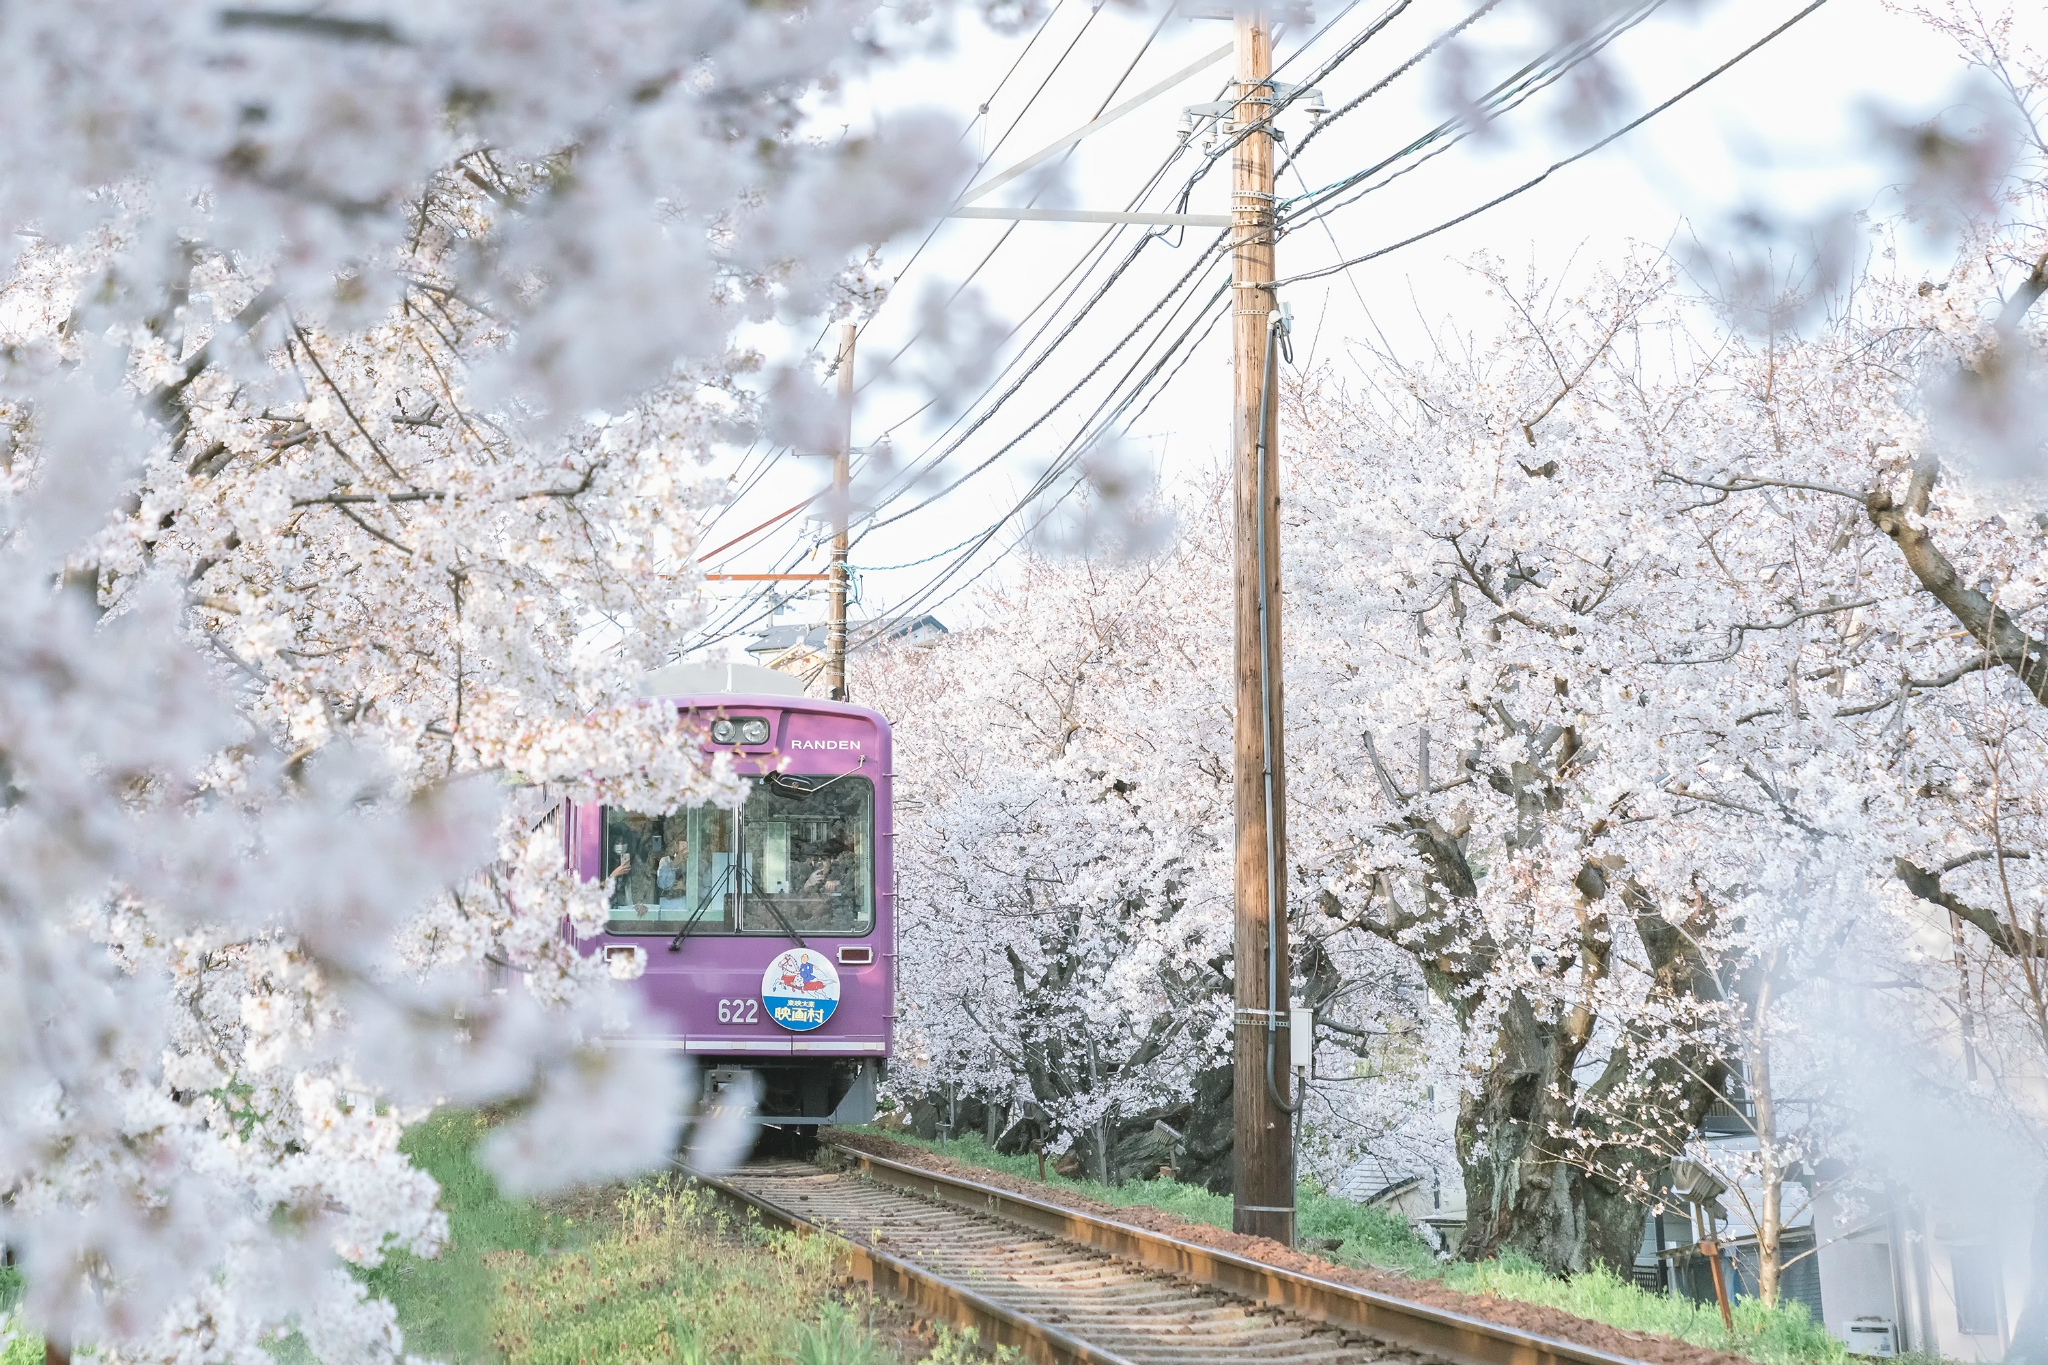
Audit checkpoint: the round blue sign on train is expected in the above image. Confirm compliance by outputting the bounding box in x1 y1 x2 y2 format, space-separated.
762 948 840 1032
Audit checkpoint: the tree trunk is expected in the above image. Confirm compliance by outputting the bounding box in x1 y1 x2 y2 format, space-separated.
1752 1035 1782 1310
1453 994 1649 1274
1453 912 1727 1278
2010 1178 2048 1365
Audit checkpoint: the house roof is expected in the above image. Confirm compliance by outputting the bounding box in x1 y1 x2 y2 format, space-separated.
744 614 947 657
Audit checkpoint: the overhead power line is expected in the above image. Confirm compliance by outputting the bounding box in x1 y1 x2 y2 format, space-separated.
836 0 1836 670
850 274 1232 648
1278 0 1666 226
853 6 1405 527
773 0 1704 638
697 490 818 565
856 229 1231 536
1272 0 1835 288
690 0 1100 644
851 0 1588 565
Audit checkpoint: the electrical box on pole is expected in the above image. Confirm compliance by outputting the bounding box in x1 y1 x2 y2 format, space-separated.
1228 5 1296 1247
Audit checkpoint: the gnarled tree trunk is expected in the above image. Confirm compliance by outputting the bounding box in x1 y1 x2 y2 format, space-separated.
1454 991 1640 1272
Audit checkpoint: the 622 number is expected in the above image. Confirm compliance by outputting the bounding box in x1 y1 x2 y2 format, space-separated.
717 998 759 1025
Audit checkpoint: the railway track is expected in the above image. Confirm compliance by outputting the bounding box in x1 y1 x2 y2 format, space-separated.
694 1145 1647 1365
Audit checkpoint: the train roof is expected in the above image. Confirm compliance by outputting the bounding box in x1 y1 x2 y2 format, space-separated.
635 661 884 726
638 660 807 698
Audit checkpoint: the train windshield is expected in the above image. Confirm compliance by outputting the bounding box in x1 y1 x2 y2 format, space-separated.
603 775 874 937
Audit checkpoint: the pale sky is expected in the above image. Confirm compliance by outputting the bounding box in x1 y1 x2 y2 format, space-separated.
691 0 2026 655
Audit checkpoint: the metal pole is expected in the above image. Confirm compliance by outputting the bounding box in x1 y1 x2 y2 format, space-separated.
1228 5 1293 1247
827 323 854 702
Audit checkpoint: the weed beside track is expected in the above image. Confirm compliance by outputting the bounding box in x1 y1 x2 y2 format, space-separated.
362 1112 988 1363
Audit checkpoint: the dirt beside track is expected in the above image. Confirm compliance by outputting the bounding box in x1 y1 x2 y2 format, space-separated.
822 1129 1758 1365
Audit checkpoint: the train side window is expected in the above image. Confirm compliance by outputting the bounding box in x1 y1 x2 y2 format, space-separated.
603 805 737 934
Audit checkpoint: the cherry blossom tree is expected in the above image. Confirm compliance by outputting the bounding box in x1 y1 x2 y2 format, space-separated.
1646 6 2048 1333
863 503 1452 1191
0 2 964 1360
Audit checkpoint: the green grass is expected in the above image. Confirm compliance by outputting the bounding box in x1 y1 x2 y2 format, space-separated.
0 1263 37 1365
1452 1255 1849 1365
486 1180 903 1364
1 1117 978 1365
356 1109 582 1360
359 1110 930 1363
843 1129 1851 1365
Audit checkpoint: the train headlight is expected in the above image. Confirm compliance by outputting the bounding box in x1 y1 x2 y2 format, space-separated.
708 717 771 746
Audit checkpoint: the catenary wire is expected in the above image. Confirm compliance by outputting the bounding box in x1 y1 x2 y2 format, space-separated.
856 227 1231 536
1283 0 1498 166
859 0 1469 526
846 0 1092 355
841 2 1650 631
1278 0 1667 226
857 0 1183 411
850 275 1231 645
852 0 1120 372
1272 0 1835 287
691 0 1089 629
846 0 1425 541
853 0 1407 508
846 0 1789 643
746 0 1556 636
1163 0 1487 216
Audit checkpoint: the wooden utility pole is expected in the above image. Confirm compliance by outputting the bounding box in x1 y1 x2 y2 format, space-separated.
826 323 854 702
1228 7 1294 1245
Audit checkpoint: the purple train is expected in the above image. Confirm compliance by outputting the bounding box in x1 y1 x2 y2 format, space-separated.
563 661 891 1126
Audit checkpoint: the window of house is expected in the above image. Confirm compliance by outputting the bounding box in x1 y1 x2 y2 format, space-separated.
1951 1244 2004 1337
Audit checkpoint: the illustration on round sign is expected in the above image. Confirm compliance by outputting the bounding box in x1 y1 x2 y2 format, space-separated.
761 948 840 1032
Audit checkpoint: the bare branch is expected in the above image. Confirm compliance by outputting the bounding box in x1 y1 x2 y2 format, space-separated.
1652 599 1875 665
1657 470 1867 503
1894 857 2042 958
1734 598 1877 633
1994 249 2048 339
1831 656 1998 718
291 466 597 508
218 9 404 44
1866 488 2048 705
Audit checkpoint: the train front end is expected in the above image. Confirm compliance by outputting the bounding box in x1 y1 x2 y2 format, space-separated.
565 663 892 1126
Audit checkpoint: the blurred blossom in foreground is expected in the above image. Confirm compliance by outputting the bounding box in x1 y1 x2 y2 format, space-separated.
1029 436 1178 561
1927 334 2048 483
0 0 961 1358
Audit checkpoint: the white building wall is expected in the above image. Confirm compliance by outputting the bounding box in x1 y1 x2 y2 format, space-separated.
1811 1194 2034 1360
1909 1211 2032 1362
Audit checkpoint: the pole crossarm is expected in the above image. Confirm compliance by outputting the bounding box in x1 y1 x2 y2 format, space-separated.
948 207 1233 226
955 42 1233 207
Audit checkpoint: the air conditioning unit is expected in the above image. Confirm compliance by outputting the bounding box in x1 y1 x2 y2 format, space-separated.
1846 1317 1897 1357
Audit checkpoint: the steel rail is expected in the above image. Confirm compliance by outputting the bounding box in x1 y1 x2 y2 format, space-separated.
689 1164 1141 1365
824 1145 1649 1365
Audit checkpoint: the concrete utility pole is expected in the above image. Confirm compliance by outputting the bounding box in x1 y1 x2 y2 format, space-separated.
826 322 854 702
1228 7 1295 1245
